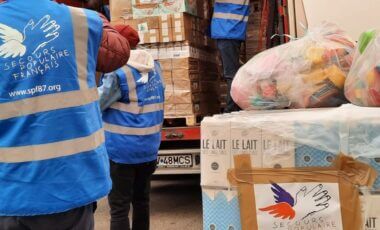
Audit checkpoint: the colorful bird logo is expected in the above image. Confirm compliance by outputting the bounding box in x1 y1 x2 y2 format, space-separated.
259 182 331 221
259 183 296 220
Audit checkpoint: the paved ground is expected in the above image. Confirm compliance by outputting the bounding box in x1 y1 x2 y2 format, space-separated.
95 175 203 230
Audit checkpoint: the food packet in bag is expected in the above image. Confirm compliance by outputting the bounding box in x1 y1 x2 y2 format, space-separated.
231 22 354 110
344 30 380 107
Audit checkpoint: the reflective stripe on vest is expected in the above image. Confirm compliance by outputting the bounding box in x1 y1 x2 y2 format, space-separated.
104 122 161 136
123 66 138 102
0 129 104 163
213 12 249 22
215 0 249 5
0 88 98 120
104 65 163 136
69 7 89 90
110 102 164 114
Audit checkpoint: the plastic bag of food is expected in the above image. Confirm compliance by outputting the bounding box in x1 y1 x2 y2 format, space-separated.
344 30 380 106
231 22 354 110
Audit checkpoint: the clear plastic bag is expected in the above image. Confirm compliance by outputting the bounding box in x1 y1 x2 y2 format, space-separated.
345 30 380 106
231 22 354 110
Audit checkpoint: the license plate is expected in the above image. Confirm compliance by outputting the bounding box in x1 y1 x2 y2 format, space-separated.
157 154 193 168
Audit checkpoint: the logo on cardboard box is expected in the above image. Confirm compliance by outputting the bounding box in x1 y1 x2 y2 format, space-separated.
254 182 343 230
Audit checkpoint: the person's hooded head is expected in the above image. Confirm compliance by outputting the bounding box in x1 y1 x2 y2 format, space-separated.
113 25 140 49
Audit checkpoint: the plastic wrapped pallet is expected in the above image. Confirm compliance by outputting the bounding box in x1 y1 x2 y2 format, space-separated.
201 105 380 230
231 22 354 110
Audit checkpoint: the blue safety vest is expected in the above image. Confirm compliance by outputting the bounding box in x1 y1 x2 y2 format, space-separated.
0 0 111 216
102 63 165 164
211 0 250 40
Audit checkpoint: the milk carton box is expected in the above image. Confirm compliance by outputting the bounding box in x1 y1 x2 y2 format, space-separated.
261 122 295 168
361 194 380 230
230 117 262 168
201 115 232 188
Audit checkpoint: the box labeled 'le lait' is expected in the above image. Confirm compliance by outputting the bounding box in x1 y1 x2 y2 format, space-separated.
230 118 262 168
201 114 296 188
201 116 231 188
361 194 380 230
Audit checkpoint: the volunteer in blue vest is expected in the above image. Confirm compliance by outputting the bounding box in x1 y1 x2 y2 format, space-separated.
0 0 130 229
211 0 250 112
98 30 164 230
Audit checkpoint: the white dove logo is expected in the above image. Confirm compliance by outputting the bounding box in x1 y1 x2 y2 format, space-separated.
0 15 60 59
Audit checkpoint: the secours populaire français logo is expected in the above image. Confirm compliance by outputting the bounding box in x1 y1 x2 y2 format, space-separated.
254 182 343 230
0 15 60 58
0 15 70 81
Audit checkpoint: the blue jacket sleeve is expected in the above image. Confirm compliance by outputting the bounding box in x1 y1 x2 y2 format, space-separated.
98 72 122 112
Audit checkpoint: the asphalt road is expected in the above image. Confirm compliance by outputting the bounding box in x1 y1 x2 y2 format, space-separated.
95 175 203 230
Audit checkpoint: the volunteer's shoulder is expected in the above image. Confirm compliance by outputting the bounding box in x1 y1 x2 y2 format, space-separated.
97 14 131 73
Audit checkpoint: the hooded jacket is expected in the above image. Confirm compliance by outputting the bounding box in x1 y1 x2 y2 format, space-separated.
99 50 165 164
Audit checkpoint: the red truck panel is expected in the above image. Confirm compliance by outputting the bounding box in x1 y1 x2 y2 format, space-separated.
161 126 201 141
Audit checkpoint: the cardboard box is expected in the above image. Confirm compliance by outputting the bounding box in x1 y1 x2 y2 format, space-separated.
261 122 295 168
231 119 263 168
138 29 160 44
132 0 199 19
165 84 174 104
162 70 172 85
171 58 198 70
172 69 197 81
160 27 173 43
160 60 173 71
164 98 220 117
164 103 197 116
110 0 133 21
124 16 160 31
295 145 335 167
121 15 176 43
201 115 296 188
201 116 232 187
172 26 194 42
149 43 217 62
172 79 198 91
171 90 200 104
201 105 380 191
228 154 374 230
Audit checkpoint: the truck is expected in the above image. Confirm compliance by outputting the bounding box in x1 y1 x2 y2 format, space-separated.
156 117 202 175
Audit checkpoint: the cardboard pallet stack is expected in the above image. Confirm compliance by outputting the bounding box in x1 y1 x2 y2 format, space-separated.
201 105 380 230
110 0 225 118
245 0 264 61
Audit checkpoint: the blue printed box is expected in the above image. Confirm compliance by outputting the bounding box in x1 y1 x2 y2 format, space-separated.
202 188 241 230
295 145 336 167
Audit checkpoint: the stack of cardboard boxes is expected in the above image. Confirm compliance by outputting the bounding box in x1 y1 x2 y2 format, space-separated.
113 13 214 47
110 0 225 118
245 0 265 61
